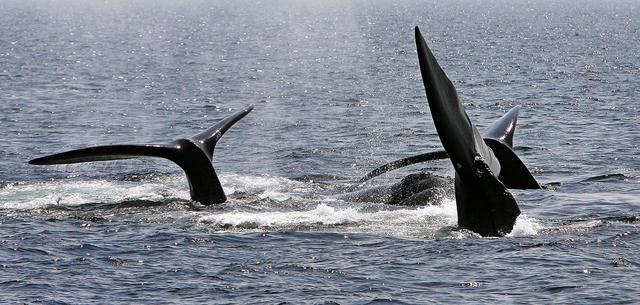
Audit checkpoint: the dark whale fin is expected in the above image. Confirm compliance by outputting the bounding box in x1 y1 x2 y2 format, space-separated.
29 144 177 165
29 105 254 205
481 105 541 189
483 105 520 148
359 106 542 187
358 108 521 182
415 26 520 236
359 150 448 182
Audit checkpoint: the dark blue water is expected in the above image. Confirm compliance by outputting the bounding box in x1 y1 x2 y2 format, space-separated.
1 0 639 303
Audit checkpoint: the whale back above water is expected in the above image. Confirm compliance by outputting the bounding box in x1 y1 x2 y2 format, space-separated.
343 172 454 205
29 105 254 205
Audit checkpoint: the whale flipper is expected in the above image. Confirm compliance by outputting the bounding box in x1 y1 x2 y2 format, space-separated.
415 26 522 236
359 150 448 182
359 107 522 182
29 105 254 205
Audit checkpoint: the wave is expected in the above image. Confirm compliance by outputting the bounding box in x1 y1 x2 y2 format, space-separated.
198 200 543 238
220 173 315 201
1 173 545 238
0 178 187 209
198 199 459 236
507 214 542 237
0 173 313 210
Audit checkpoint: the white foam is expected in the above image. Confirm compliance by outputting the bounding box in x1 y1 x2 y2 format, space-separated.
546 219 603 233
199 203 361 227
507 214 542 237
2 174 547 239
0 173 311 210
0 178 190 209
220 173 311 201
198 199 458 236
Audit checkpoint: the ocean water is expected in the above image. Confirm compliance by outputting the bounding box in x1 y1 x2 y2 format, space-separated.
1 0 639 303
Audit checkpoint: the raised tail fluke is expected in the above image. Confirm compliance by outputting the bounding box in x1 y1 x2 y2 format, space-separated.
29 105 254 205
415 26 499 174
415 26 520 236
360 29 496 184
360 39 539 190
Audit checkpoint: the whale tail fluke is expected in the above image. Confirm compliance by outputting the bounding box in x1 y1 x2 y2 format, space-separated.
415 26 523 236
361 31 540 193
29 105 254 205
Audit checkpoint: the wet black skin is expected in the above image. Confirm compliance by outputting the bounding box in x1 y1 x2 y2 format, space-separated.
342 172 454 205
360 106 541 190
414 26 540 236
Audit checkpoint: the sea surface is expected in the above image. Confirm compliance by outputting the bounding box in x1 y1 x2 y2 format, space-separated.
1 0 639 303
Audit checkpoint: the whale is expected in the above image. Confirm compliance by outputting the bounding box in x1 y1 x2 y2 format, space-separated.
341 172 454 205
358 28 541 235
361 105 540 190
354 104 539 206
29 105 254 205
411 26 542 236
